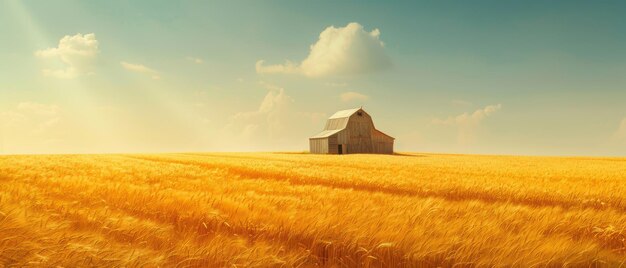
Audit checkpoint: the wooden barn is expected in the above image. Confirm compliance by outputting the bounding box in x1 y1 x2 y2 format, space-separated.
309 108 394 154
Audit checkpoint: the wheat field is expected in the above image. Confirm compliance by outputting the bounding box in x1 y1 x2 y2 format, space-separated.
0 152 625 267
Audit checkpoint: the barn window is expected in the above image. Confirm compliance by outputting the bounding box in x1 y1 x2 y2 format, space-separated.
357 111 362 116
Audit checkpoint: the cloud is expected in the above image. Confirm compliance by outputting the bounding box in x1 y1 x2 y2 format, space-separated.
258 80 284 91
120 61 160 80
432 104 502 145
256 22 391 77
223 88 293 145
256 60 299 75
186 57 203 64
220 85 326 151
340 91 369 102
433 104 502 126
35 33 99 79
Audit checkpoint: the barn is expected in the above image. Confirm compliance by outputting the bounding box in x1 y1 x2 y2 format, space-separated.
309 108 394 154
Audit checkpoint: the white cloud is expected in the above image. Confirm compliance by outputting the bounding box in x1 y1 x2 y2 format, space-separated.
432 104 502 145
256 60 299 75
186 57 203 64
340 91 369 102
35 33 99 79
256 22 391 77
120 61 160 80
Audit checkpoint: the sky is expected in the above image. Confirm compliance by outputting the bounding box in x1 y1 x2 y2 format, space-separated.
1 0 626 156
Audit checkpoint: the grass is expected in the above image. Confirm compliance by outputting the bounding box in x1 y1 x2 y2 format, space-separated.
0 152 625 267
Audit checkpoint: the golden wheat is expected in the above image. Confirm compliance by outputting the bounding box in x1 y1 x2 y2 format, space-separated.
0 153 625 267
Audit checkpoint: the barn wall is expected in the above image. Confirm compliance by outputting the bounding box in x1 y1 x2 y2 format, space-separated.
372 129 394 154
345 111 374 153
372 130 392 143
337 130 348 144
327 135 339 154
372 141 394 154
309 138 328 154
335 130 348 154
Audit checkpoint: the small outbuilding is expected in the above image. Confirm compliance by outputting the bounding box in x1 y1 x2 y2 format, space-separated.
309 108 394 154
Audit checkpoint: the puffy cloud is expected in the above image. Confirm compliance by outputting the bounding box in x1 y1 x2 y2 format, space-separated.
35 33 99 79
432 104 502 145
256 22 391 77
120 61 160 80
340 91 369 102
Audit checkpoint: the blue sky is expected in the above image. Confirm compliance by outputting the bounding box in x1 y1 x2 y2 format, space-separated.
1 1 625 155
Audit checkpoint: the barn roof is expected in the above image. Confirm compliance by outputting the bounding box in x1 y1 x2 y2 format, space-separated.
310 107 394 140
328 108 362 119
309 129 343 139
373 129 395 140
324 117 349 130
321 108 362 131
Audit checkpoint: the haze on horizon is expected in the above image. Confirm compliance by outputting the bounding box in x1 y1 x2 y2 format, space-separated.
1 1 625 156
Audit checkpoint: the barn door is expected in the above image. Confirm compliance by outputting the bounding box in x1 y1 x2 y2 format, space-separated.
337 144 343 154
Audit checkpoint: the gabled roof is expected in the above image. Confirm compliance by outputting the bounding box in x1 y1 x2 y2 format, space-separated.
328 108 362 119
309 107 394 140
324 117 350 130
309 129 343 139
373 129 395 140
